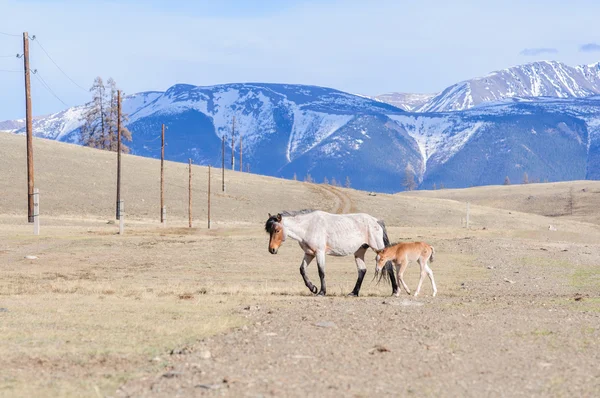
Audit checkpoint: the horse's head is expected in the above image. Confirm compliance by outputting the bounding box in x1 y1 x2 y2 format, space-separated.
265 213 285 254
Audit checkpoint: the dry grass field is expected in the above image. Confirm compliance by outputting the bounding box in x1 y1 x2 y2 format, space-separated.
402 181 600 226
1 133 599 397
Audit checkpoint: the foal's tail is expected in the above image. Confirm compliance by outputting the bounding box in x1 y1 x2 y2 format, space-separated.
429 246 435 263
377 220 391 247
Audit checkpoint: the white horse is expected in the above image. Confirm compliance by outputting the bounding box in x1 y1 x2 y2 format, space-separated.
265 210 398 296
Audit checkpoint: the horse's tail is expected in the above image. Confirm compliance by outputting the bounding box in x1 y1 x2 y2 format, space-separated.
376 219 396 289
430 246 435 263
377 220 391 247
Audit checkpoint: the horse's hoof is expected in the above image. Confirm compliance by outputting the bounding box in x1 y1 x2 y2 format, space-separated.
317 291 326 296
310 286 318 294
347 292 359 297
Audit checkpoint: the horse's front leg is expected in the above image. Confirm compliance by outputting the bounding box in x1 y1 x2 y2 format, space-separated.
316 251 327 296
299 254 317 294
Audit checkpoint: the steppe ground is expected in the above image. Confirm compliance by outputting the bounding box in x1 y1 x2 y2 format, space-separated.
1 133 599 397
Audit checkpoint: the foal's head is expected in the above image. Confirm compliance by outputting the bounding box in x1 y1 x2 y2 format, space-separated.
265 213 285 254
375 247 395 273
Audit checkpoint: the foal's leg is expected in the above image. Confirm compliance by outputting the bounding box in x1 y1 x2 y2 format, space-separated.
316 251 327 296
425 262 437 297
414 257 428 297
299 254 318 294
349 245 368 297
398 260 411 295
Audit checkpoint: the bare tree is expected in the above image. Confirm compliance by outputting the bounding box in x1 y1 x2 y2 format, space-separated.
345 176 351 188
323 176 329 185
293 172 297 181
80 76 132 153
432 182 437 190
304 173 313 183
402 164 417 191
522 172 529 184
80 77 105 148
105 78 132 153
331 177 338 187
504 176 511 185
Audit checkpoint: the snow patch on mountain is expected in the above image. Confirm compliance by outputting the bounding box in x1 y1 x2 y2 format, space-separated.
389 115 453 165
286 109 353 161
374 92 436 111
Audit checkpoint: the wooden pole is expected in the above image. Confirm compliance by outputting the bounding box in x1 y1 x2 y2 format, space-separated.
161 124 165 226
208 165 211 229
23 32 34 223
221 134 225 192
466 202 470 229
116 90 122 220
188 158 192 228
239 133 243 172
119 201 124 235
33 188 39 235
231 116 235 170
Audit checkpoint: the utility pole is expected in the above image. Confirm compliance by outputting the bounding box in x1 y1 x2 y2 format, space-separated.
231 116 235 170
188 158 192 228
239 133 243 172
23 32 34 223
160 124 165 225
221 134 226 192
116 90 122 220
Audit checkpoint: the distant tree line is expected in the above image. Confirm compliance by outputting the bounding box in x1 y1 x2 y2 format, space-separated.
298 174 351 188
503 172 548 186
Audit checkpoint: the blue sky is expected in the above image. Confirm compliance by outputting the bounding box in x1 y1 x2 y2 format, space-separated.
1 0 600 121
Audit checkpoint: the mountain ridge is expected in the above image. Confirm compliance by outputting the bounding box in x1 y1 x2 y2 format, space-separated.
2 63 600 192
376 60 600 112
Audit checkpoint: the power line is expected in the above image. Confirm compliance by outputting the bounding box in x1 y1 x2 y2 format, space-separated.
33 70 69 107
0 68 21 72
0 31 20 37
31 36 87 92
0 55 18 58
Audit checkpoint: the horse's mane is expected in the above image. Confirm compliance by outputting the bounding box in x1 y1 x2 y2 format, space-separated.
280 209 316 217
265 209 316 233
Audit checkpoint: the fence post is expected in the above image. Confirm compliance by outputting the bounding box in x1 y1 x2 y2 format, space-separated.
466 202 470 229
188 158 192 228
208 165 211 229
33 188 39 236
119 200 125 235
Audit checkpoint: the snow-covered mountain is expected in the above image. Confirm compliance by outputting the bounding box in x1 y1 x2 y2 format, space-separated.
376 61 600 113
3 80 600 192
394 96 600 187
373 93 435 111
